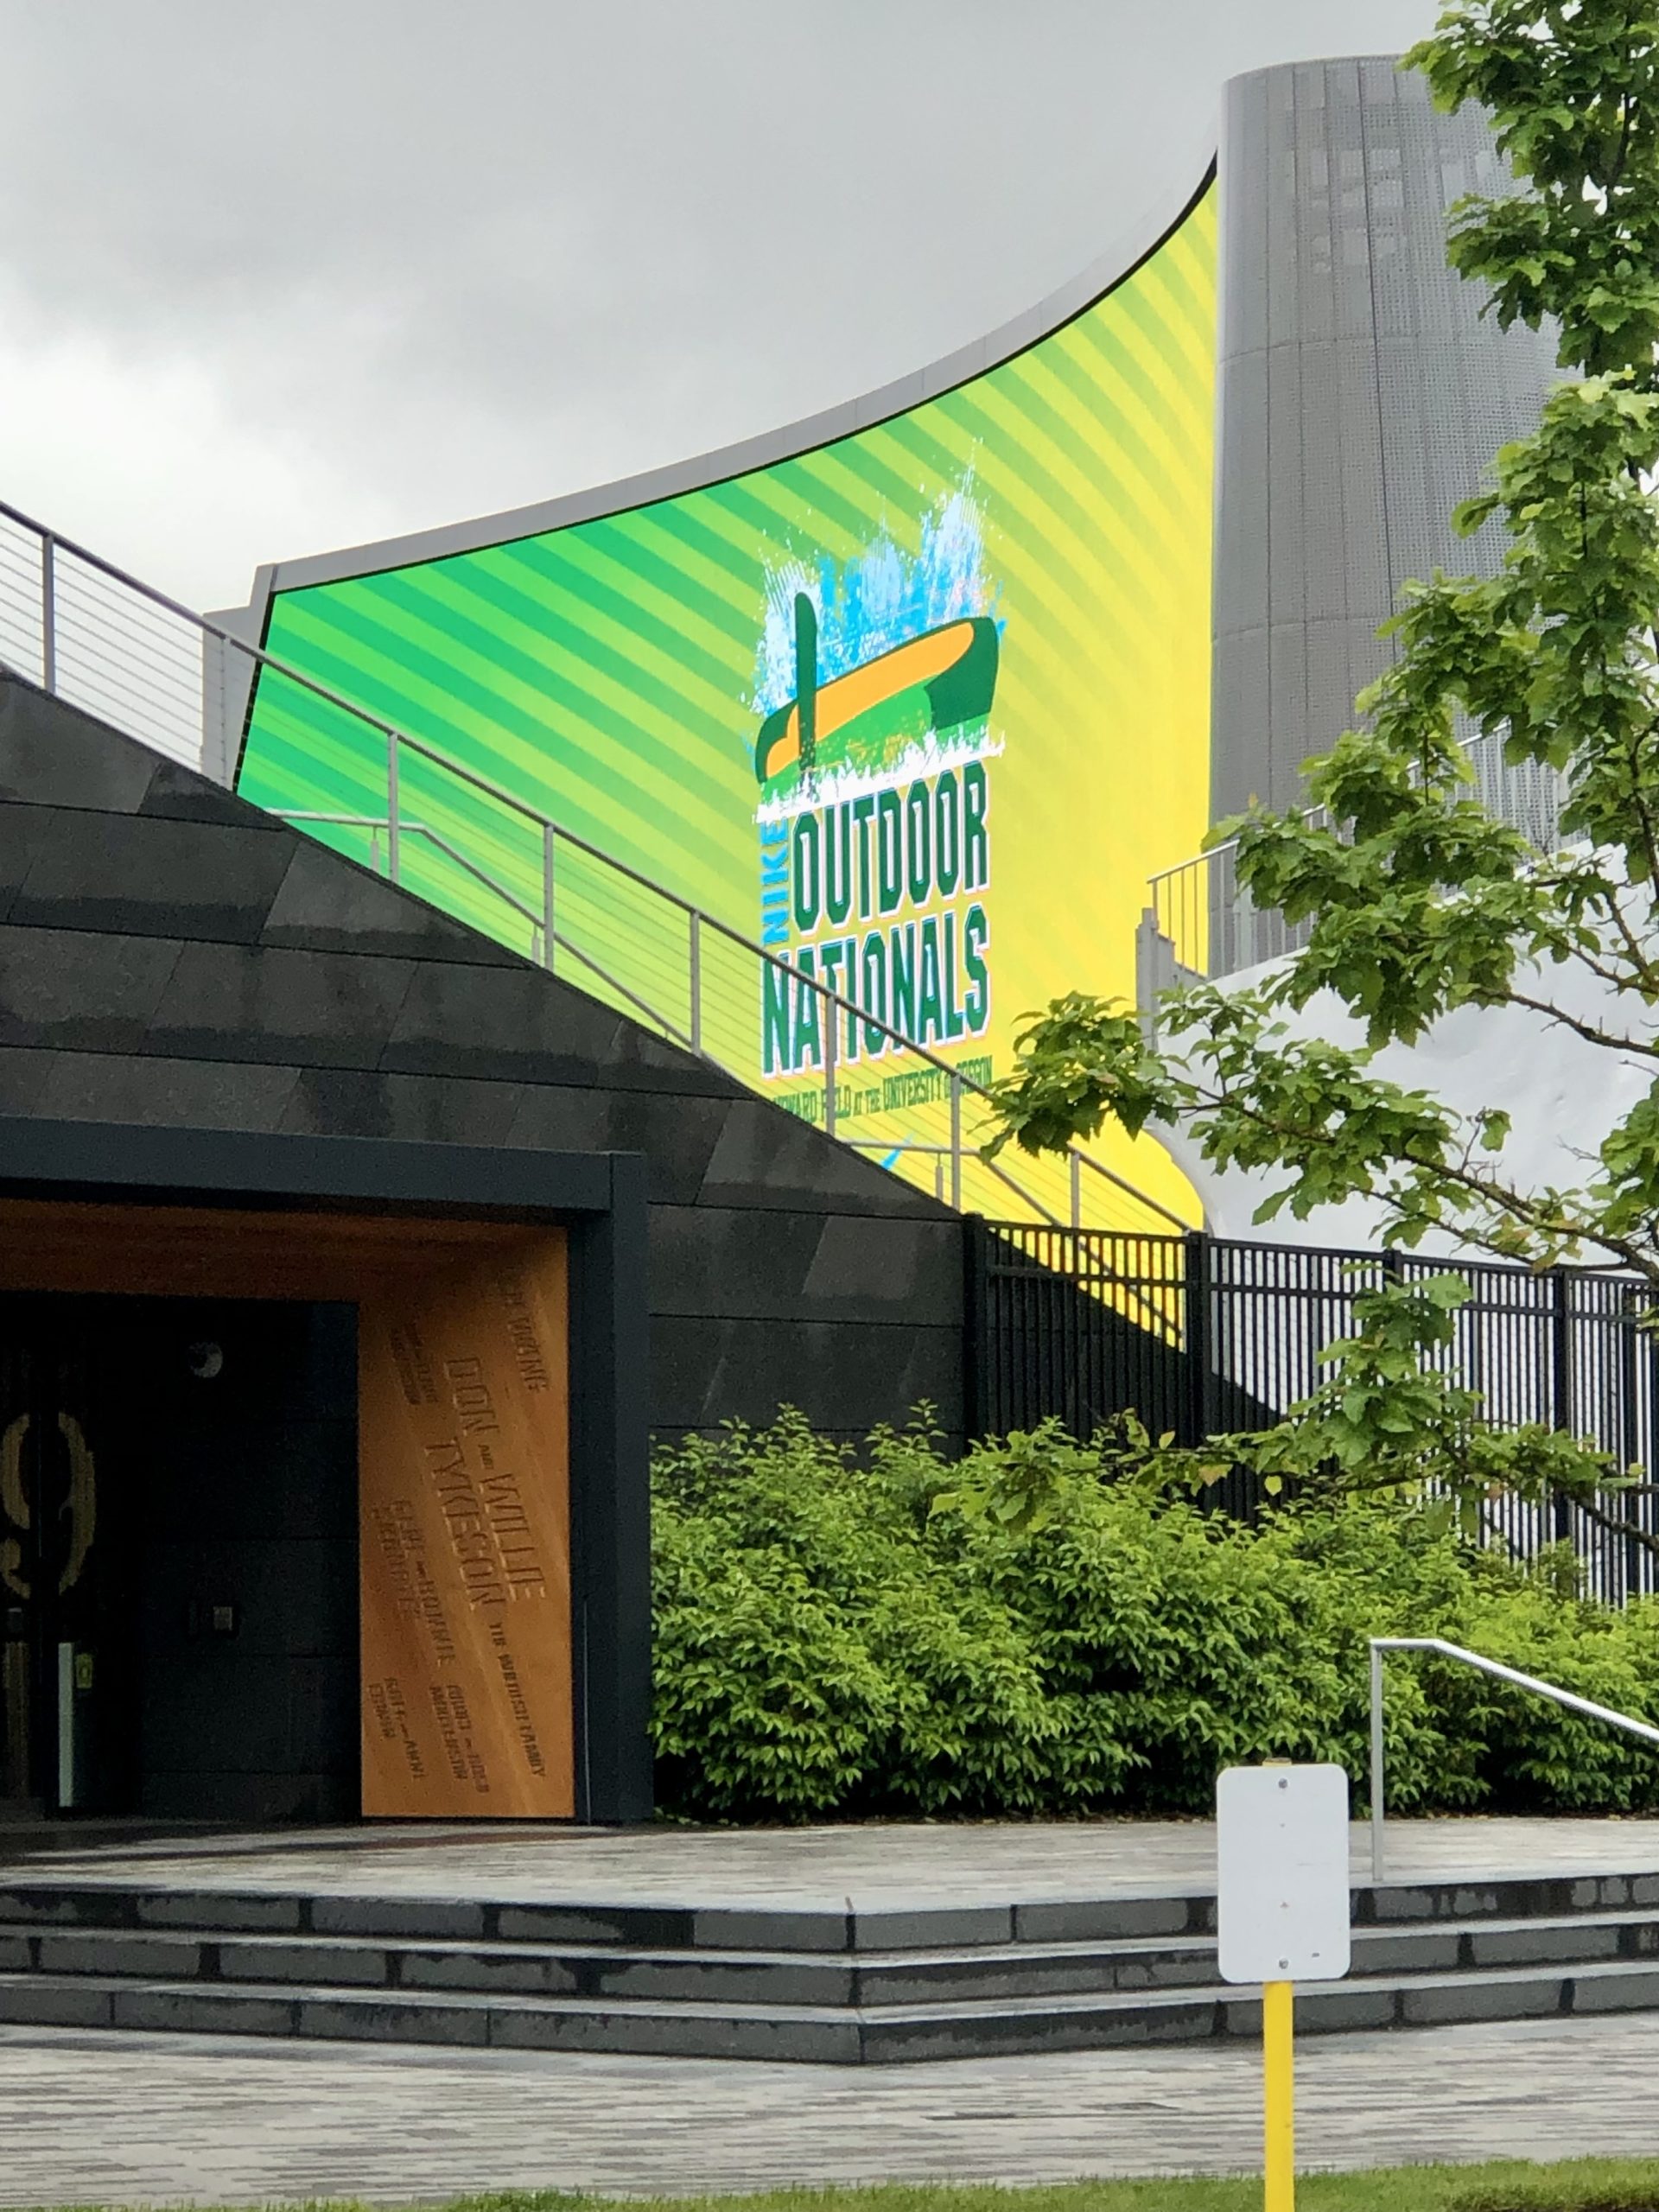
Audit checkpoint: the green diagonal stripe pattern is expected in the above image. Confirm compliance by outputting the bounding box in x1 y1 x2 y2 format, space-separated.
238 184 1218 1230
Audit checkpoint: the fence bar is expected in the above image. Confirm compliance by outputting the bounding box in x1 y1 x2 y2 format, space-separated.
689 910 702 1054
542 823 556 975
1185 1227 1212 1446
1552 1266 1573 1544
386 734 400 883
950 1072 963 1212
40 535 55 696
971 1227 1659 1600
1070 1151 1082 1230
1621 1283 1643 1597
1369 1643 1387 1881
823 998 837 1140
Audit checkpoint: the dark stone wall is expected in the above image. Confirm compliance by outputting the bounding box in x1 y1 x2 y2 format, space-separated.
0 673 964 1447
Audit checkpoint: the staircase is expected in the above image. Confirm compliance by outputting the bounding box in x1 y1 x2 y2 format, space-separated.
3 1866 1657 2063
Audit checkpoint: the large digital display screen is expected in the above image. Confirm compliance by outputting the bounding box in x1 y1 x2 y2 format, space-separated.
236 185 1217 1227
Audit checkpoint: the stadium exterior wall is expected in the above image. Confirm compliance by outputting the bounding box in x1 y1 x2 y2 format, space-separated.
1211 54 1561 821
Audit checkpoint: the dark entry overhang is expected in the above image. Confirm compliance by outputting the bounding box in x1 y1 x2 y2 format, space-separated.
0 1115 652 1826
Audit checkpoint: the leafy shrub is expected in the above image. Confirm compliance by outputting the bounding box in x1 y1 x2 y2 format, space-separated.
650 1413 1058 1819
649 1413 1659 1823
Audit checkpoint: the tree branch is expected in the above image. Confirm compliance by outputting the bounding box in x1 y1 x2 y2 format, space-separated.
1567 1486 1659 1564
1180 1067 1659 1285
1496 986 1659 1061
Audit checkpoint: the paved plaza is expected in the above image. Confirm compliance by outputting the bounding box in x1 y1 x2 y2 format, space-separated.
4 1818 1659 2201
15 1813 1659 1906
4 2009 1659 2202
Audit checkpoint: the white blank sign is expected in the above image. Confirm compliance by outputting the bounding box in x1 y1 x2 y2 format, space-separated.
1217 1763 1351 1984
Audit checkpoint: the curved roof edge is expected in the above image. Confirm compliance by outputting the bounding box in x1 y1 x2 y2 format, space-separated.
1228 49 1409 88
238 145 1219 613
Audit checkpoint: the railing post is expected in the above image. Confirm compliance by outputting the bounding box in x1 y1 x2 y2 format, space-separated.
542 823 556 973
1370 1641 1387 1886
1070 1150 1082 1230
40 533 56 696
689 911 702 1053
386 733 400 883
950 1071 963 1211
823 985 837 1139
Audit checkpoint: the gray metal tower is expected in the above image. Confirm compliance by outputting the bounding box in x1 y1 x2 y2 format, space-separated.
1211 54 1562 822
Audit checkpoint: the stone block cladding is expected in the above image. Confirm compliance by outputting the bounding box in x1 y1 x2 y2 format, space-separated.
0 671 966 1448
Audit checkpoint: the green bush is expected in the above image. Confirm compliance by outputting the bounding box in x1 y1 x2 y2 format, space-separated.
648 1413 1659 1823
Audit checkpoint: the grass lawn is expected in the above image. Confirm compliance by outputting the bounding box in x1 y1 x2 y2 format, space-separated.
35 2171 1659 2212
427 2181 1659 2212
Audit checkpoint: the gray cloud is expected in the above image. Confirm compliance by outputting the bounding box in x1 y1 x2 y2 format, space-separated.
0 0 1440 602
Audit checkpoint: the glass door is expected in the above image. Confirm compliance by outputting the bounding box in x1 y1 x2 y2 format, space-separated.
0 1316 41 1810
0 1301 124 1815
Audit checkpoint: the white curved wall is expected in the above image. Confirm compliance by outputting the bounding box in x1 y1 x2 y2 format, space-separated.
1160 950 1652 1255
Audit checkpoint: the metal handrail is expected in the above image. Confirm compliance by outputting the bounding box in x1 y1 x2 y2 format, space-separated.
0 491 1187 1236
285 811 546 931
1367 1635 1659 1883
279 791 1190 1235
1147 734 1569 982
1147 792 1333 897
0 494 431 757
1144 721 1559 895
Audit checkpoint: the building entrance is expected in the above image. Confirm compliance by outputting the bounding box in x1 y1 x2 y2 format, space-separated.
0 1130 648 1829
0 1297 124 1815
0 1294 359 1821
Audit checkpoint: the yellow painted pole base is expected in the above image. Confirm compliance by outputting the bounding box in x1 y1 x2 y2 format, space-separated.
1262 1979 1294 2212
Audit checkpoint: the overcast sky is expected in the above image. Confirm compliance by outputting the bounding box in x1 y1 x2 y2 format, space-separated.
0 0 1439 612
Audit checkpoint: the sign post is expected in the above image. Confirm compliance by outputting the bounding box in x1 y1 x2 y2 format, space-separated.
1261 1979 1294 2210
1217 1764 1351 2212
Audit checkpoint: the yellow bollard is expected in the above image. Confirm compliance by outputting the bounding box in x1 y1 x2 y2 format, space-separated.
1262 1979 1295 2211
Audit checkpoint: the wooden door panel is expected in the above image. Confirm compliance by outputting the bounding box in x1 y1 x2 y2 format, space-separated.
358 1234 573 1818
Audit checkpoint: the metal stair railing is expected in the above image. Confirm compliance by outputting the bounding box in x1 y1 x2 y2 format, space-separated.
280 734 1185 1236
1148 741 1570 982
0 492 1186 1238
1367 1635 1659 1882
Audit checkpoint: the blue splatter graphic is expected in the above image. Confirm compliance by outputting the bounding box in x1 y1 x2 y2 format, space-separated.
751 476 1001 716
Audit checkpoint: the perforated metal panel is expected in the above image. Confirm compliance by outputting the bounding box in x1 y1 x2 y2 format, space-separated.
1212 55 1562 821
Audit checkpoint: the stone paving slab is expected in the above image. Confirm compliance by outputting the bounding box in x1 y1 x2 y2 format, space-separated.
3 2010 1659 2202
12 1817 1659 1910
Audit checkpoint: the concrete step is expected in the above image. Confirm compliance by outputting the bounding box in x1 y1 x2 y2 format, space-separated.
7 1863 1659 2062
0 1922 1217 2005
6 1952 1659 2063
6 1865 1659 1952
4 1908 1659 2005
0 1879 1202 1951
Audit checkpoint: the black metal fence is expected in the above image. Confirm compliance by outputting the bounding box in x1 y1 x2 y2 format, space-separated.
968 1224 1659 1602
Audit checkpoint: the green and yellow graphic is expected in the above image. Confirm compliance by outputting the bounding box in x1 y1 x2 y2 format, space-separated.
235 182 1219 1229
756 596 1000 791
